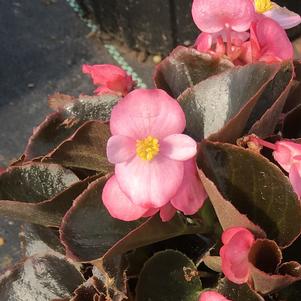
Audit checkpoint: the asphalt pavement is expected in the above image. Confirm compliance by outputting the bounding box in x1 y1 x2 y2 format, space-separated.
0 0 153 272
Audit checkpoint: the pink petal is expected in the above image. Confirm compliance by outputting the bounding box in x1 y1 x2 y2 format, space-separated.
273 141 301 172
82 64 133 96
192 0 255 33
107 135 136 164
220 228 255 284
171 159 207 215
142 207 159 218
110 89 186 139
221 227 254 245
195 32 213 53
199 291 231 301
94 86 117 96
160 134 197 161
159 203 177 222
82 64 125 86
255 17 294 62
264 4 301 29
289 162 301 199
102 176 149 221
115 155 184 208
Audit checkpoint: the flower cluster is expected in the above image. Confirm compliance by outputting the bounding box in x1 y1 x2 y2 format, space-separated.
192 0 301 64
102 89 207 221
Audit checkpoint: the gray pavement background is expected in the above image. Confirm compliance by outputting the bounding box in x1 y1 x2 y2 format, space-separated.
0 0 154 272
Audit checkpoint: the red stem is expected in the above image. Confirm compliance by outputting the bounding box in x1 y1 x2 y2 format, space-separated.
250 136 277 151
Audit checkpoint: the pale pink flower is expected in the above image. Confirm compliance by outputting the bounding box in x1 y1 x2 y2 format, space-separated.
192 0 255 34
240 16 293 63
199 291 231 301
102 89 207 221
220 227 255 284
82 64 133 96
254 0 301 29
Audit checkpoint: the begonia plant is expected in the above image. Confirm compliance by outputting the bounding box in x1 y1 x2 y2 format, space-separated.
1 0 301 300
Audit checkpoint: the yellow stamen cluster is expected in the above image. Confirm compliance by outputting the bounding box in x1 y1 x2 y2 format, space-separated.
255 0 273 13
136 136 160 161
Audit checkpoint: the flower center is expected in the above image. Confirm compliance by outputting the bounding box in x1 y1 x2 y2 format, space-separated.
136 136 160 161
255 0 273 13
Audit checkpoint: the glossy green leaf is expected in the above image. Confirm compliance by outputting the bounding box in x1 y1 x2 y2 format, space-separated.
0 163 79 202
136 250 202 301
49 92 120 122
178 63 282 142
25 92 119 161
24 112 83 161
0 254 84 301
198 141 301 247
154 46 233 98
43 121 113 173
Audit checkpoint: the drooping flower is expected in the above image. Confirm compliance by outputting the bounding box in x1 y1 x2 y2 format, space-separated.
254 0 301 29
220 227 255 284
240 16 293 63
102 89 207 221
82 64 133 96
199 291 231 301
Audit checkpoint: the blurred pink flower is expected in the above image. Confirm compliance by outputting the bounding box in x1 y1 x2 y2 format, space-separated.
273 141 301 173
82 64 133 96
192 0 255 34
254 0 301 29
272 141 301 198
220 227 255 284
102 89 207 221
240 16 293 63
199 291 231 301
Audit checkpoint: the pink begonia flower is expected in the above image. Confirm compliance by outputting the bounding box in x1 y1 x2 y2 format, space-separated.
82 64 133 96
192 0 255 34
220 227 255 284
102 89 207 221
240 16 293 63
254 0 301 29
199 291 231 301
107 89 197 208
250 137 301 198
